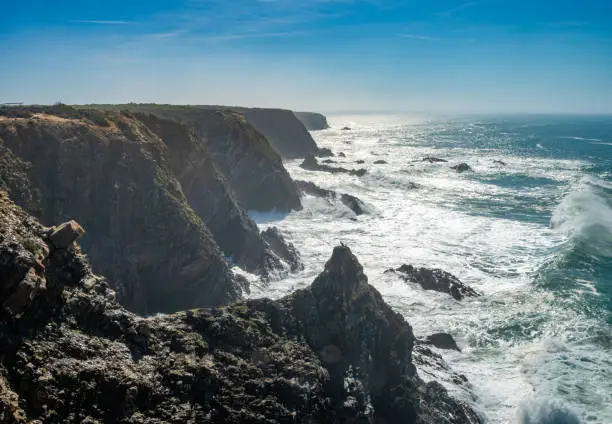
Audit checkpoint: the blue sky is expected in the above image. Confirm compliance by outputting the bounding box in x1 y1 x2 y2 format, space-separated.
1 0 611 114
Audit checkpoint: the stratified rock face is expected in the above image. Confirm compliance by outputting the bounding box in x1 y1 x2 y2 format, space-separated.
238 108 323 159
134 107 302 212
0 197 482 424
391 264 481 300
0 112 241 314
293 111 330 131
131 113 281 276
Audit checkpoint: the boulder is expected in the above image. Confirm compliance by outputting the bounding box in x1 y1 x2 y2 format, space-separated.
48 220 85 249
423 157 447 163
422 333 461 351
261 227 303 272
340 193 367 215
451 163 473 173
392 264 481 300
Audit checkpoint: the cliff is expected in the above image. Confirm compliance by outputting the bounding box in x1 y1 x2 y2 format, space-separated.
0 194 481 424
0 106 303 314
293 111 330 131
236 107 323 159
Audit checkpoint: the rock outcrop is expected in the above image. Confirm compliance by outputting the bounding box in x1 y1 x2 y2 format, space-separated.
0 194 482 424
421 333 462 352
0 109 248 314
261 227 303 272
295 180 368 216
388 265 481 300
300 154 367 177
293 111 330 131
451 163 473 173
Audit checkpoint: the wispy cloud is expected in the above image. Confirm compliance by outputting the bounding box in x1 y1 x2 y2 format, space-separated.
398 33 440 41
436 1 479 17
73 20 130 25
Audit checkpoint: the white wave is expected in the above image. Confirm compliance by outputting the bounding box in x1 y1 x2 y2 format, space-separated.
517 398 580 424
562 136 602 142
550 175 612 257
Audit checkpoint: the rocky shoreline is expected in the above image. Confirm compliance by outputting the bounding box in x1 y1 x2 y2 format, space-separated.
0 104 483 423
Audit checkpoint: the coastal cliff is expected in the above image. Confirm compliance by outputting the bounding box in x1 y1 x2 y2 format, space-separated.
0 194 481 424
293 111 330 131
0 105 303 314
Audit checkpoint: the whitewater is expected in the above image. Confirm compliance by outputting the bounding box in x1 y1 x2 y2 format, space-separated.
247 114 612 423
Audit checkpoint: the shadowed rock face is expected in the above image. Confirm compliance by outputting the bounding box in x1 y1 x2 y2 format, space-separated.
261 227 303 272
295 180 368 216
0 196 482 424
293 111 330 131
389 265 481 300
0 112 242 314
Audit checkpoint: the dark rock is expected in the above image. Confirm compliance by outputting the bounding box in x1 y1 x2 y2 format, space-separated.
341 126 352 131
48 220 85 249
423 157 448 163
0 196 483 424
322 159 336 164
261 227 304 272
340 194 367 215
300 155 367 177
316 147 334 157
338 152 346 157
293 111 330 131
374 159 388 164
296 180 368 215
493 160 507 166
394 264 481 300
355 159 365 164
422 333 461 352
451 163 473 173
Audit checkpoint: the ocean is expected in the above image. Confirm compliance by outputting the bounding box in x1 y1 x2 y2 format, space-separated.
247 114 612 423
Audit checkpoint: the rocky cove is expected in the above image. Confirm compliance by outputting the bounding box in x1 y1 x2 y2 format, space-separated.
0 104 482 423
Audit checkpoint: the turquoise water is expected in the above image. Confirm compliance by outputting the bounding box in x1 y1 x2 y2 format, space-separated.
250 114 612 423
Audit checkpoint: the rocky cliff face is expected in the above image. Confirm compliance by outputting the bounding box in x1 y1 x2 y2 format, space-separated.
293 111 330 131
237 108 323 159
0 111 245 314
0 194 481 424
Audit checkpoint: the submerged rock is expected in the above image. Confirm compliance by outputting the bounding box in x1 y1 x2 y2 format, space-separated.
493 160 507 166
451 163 473 173
374 159 388 164
300 154 367 177
355 159 365 164
0 196 483 424
422 333 461 352
341 126 352 131
423 157 448 163
261 226 303 272
390 264 481 300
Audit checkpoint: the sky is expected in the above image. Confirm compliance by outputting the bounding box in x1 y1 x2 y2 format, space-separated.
1 0 611 114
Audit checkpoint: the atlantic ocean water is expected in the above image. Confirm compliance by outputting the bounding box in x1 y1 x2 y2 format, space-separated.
246 114 612 423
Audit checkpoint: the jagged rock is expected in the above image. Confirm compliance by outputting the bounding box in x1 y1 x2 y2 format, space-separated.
0 195 483 424
261 227 303 272
296 180 368 216
422 333 461 352
300 154 367 177
390 264 481 300
48 220 85 249
423 157 448 163
316 147 334 157
451 163 473 173
493 160 507 166
293 111 330 131
374 159 388 164
340 194 367 215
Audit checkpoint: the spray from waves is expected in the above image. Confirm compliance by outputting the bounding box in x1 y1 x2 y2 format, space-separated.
550 175 612 259
517 399 580 424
